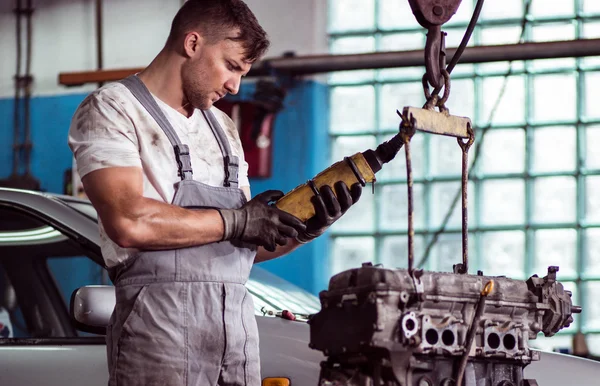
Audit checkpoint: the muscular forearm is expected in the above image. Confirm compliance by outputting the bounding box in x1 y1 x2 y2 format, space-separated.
103 196 224 250
82 168 305 253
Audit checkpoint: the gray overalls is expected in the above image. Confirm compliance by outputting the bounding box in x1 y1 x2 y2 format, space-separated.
105 75 260 386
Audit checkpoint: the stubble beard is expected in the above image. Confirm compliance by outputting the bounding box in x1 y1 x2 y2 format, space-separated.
181 60 213 110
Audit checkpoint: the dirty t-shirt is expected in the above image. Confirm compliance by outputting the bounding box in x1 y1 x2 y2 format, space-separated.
68 81 250 268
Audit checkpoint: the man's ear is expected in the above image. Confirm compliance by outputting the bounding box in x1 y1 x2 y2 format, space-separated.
183 32 203 58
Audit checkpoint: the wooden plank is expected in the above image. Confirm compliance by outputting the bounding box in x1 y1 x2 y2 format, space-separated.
58 68 143 86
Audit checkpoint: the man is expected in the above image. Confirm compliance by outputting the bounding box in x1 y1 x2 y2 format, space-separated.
68 1 361 385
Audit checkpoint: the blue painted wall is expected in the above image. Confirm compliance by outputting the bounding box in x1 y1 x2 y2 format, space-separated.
248 80 332 295
0 79 331 295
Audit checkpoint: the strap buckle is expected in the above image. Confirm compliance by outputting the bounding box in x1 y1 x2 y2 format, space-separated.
174 144 193 179
223 155 240 187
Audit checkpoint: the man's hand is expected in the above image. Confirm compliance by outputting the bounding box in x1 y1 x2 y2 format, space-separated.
296 181 362 243
218 190 306 252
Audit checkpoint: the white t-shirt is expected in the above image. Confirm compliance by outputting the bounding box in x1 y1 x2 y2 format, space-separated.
68 82 250 268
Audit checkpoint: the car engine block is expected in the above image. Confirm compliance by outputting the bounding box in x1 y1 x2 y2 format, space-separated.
309 265 580 386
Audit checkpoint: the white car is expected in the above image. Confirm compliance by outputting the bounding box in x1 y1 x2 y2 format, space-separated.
0 187 323 385
0 187 599 385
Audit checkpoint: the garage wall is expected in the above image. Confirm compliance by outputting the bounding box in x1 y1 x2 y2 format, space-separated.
0 0 332 295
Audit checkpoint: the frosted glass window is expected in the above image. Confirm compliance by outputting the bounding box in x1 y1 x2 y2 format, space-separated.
583 21 600 39
585 72 600 120
444 78 475 121
480 76 526 126
329 37 376 84
378 132 426 181
330 86 376 134
585 335 600 356
585 176 600 223
481 179 525 226
430 181 475 230
479 26 525 74
529 23 576 71
530 0 574 18
327 0 599 343
329 0 375 32
480 129 526 175
380 236 424 269
429 135 463 177
442 28 475 76
379 82 426 130
586 125 600 170
584 228 600 278
533 177 576 223
583 0 600 15
429 233 475 273
582 22 600 69
534 229 577 278
379 33 426 80
583 282 600 330
330 191 375 233
330 36 376 54
445 0 473 26
379 183 425 231
532 74 577 123
532 127 576 173
481 26 523 45
529 334 573 354
480 231 525 279
480 0 522 20
441 26 474 49
331 237 375 275
378 0 420 30
380 32 424 51
331 136 377 164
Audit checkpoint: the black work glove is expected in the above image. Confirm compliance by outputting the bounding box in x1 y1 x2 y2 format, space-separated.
218 190 306 252
296 181 362 243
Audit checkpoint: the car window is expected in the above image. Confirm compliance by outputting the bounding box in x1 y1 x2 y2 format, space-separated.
46 256 107 336
0 207 47 233
0 265 24 338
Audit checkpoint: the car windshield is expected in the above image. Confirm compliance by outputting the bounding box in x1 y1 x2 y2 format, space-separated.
54 197 321 317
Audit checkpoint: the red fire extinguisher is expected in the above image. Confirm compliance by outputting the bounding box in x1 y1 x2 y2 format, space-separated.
215 80 286 179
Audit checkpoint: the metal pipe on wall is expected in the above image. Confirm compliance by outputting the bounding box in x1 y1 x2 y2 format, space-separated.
58 38 600 86
13 0 23 176
248 38 600 76
2 0 40 190
23 0 33 175
96 0 103 87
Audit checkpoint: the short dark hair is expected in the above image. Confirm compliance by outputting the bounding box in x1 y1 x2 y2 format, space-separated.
167 0 270 62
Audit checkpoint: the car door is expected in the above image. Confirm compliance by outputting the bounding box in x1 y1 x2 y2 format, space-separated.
0 189 323 385
0 190 108 386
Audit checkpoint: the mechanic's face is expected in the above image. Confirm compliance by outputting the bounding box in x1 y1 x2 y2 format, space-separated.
181 33 252 110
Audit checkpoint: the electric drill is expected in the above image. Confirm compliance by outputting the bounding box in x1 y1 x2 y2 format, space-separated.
275 133 404 221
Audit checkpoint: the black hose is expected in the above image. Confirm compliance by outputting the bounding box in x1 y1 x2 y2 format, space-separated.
430 0 486 100
446 0 486 74
23 0 32 174
12 0 23 176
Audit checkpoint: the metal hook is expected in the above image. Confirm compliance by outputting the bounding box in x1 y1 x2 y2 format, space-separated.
424 26 447 90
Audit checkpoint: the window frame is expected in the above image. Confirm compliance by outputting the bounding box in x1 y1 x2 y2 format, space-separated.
327 0 600 348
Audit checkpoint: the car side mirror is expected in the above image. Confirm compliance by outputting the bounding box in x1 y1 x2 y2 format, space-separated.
70 285 115 335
